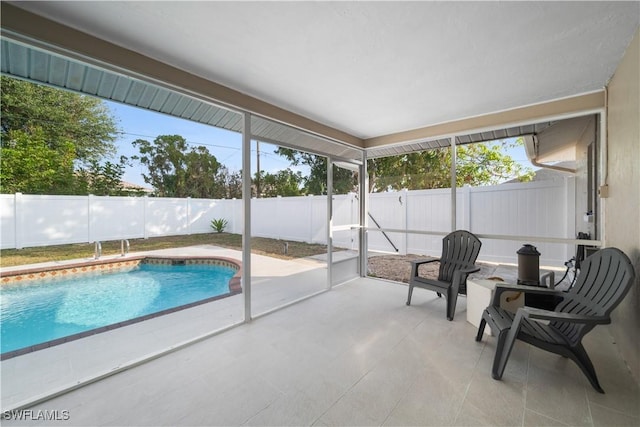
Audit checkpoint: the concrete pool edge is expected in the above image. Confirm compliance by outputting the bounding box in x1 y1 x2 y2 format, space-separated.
0 255 242 285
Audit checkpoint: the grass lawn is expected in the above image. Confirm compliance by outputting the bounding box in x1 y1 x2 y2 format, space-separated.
0 233 331 268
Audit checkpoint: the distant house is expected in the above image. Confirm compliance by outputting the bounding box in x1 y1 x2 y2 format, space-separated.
120 181 154 195
505 161 574 184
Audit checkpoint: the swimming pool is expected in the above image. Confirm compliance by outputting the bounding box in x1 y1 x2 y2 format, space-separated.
0 256 242 359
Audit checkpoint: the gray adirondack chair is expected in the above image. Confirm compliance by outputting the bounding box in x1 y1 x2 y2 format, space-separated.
406 230 482 320
476 247 635 393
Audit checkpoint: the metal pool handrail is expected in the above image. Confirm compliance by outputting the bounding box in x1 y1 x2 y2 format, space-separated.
121 239 130 256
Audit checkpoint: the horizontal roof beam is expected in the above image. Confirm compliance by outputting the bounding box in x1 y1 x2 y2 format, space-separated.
364 91 605 148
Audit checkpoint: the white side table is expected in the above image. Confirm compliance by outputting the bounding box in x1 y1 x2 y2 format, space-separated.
466 279 524 335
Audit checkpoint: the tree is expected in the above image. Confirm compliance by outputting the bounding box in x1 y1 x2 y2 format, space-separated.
1 127 131 195
368 140 533 192
132 134 223 198
0 128 76 194
0 76 125 195
276 139 533 194
368 149 450 192
214 166 243 199
184 146 221 198
456 139 534 186
74 157 132 196
256 169 304 197
274 148 356 195
1 76 119 165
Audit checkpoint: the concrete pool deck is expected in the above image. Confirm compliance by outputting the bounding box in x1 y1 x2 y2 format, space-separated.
2 274 638 426
1 245 335 410
1 245 615 422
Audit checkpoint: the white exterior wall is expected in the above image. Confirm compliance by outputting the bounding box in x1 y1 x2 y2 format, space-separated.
604 28 640 383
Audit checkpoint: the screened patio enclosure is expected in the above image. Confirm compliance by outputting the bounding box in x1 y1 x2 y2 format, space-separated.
1 33 605 290
2 3 637 417
1 33 369 318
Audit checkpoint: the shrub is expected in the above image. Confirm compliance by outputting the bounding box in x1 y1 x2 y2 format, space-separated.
210 218 228 233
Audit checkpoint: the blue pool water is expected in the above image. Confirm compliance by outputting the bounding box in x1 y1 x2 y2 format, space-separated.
0 263 236 354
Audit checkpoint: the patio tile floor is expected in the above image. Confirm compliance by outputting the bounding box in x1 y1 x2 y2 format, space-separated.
2 273 638 426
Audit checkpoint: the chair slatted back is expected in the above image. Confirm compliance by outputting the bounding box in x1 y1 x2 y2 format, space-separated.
438 230 482 287
551 248 635 345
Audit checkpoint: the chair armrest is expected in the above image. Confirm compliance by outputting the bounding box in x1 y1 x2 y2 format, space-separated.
490 284 564 306
459 265 481 275
408 258 440 267
540 271 555 289
519 306 610 325
409 258 440 278
505 307 610 360
450 264 481 294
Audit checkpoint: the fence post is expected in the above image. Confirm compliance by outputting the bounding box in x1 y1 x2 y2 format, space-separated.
143 196 149 239
403 189 409 255
187 197 191 235
276 195 282 240
14 193 23 249
308 195 314 243
233 198 239 234
87 194 93 243
463 184 471 231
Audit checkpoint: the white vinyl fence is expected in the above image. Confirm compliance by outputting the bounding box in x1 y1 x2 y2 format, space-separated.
0 178 575 266
365 179 575 266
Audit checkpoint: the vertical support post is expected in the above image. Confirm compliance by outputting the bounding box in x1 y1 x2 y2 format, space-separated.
327 158 333 289
450 136 457 231
350 193 355 250
242 112 252 322
566 176 577 262
598 110 606 245
359 152 368 277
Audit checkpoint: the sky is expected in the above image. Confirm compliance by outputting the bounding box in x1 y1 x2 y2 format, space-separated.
107 101 300 188
107 101 533 189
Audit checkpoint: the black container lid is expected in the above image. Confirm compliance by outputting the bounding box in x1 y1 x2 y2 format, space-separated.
517 243 540 256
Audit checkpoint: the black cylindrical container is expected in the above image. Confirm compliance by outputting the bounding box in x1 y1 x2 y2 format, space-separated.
517 244 540 286
517 244 561 310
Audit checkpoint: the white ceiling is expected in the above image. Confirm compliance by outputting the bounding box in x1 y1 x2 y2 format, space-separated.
9 1 640 140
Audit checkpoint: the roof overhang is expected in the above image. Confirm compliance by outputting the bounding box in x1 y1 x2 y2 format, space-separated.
0 3 610 163
1 33 364 163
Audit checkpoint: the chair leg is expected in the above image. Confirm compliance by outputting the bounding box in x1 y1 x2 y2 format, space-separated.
446 291 457 321
476 316 487 341
568 343 605 394
406 284 414 306
492 325 521 380
491 329 509 379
